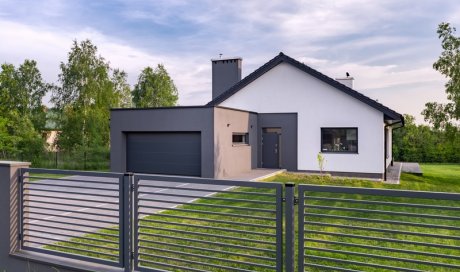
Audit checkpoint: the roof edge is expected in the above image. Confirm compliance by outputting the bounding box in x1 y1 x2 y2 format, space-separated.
207 52 403 121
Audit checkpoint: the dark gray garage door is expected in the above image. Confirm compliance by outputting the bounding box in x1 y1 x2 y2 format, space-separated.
126 132 201 176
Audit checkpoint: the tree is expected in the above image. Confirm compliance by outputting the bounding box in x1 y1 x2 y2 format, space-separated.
112 69 132 108
15 60 50 131
132 64 178 108
0 61 48 160
423 22 460 128
52 39 131 151
393 114 460 163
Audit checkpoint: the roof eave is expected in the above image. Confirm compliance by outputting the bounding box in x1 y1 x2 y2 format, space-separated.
207 52 404 120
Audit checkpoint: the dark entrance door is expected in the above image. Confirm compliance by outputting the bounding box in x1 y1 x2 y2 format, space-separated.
262 130 280 168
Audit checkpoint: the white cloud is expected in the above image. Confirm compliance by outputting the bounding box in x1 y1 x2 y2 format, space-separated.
0 19 213 105
0 0 455 123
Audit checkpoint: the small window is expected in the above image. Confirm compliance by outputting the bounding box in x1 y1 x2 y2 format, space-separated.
232 133 249 145
321 128 358 153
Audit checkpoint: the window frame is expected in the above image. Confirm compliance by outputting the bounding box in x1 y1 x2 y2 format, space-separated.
320 127 358 154
232 132 249 146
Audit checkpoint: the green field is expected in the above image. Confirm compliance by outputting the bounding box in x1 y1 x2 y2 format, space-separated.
44 164 460 271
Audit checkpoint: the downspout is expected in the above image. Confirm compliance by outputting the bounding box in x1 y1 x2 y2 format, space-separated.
384 119 404 181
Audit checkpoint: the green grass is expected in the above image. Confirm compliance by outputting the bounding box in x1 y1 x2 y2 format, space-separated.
41 164 460 271
28 173 70 180
398 163 460 192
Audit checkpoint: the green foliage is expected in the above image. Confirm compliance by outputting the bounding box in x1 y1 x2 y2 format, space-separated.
0 39 182 167
0 60 47 160
132 64 178 108
34 147 110 170
423 22 460 128
52 39 131 151
393 114 460 163
317 152 326 174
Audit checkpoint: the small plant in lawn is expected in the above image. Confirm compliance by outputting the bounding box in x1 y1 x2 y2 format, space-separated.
317 152 326 176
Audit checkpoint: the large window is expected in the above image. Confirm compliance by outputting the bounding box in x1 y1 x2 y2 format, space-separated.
232 133 249 145
321 128 358 153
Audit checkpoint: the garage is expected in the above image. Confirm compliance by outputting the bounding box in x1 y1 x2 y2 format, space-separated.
126 132 201 176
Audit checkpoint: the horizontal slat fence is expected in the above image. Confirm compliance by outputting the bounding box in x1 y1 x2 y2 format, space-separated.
20 168 124 267
134 174 284 272
17 168 460 272
298 185 460 272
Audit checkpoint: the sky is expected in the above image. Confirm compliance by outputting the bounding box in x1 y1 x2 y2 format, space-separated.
1 0 459 123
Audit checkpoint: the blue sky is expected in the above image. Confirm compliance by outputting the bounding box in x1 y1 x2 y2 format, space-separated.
1 0 459 122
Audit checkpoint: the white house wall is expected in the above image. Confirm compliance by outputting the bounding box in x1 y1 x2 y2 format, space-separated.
220 63 385 174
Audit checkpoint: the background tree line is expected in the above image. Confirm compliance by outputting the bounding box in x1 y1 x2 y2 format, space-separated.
393 22 460 163
1 22 460 169
0 39 178 169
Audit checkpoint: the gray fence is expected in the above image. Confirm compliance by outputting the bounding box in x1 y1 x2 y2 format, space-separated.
19 168 125 267
17 168 460 272
133 174 284 271
298 184 460 272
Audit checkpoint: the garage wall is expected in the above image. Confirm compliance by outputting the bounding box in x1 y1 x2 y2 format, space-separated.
213 107 258 178
110 107 214 178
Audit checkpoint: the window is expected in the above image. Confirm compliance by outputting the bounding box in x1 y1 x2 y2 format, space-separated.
321 128 358 153
232 133 249 145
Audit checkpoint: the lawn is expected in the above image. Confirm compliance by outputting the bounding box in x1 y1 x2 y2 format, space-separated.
42 163 460 271
26 172 70 180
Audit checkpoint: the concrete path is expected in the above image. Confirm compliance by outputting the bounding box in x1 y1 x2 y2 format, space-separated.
384 162 423 184
401 162 423 175
24 170 278 250
385 162 402 184
225 168 286 181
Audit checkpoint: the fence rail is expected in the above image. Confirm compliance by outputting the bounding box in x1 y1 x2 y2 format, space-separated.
17 168 460 272
298 184 460 272
133 174 284 272
19 168 125 267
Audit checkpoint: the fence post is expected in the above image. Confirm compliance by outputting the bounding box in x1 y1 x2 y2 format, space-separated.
285 183 295 272
0 161 30 268
298 187 305 272
122 172 133 272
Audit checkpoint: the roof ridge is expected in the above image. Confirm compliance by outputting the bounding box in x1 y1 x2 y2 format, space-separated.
207 53 403 121
280 54 402 118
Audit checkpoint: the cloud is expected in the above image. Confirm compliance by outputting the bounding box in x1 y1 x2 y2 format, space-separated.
1 0 458 123
0 19 213 105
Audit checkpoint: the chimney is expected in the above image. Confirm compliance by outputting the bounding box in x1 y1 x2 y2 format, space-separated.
212 57 242 99
335 75 354 89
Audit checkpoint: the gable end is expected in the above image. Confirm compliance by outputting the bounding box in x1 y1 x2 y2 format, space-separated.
207 52 403 122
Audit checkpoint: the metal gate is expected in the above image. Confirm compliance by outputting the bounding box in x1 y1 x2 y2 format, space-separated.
17 168 460 272
133 174 285 271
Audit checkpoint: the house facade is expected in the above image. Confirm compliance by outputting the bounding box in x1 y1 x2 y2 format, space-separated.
110 53 403 180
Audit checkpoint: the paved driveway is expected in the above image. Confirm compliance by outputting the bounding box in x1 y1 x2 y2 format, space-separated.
24 175 233 248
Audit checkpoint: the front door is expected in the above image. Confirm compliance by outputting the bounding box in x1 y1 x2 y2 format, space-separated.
262 131 280 168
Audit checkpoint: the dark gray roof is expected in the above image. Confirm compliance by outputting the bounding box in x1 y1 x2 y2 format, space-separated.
207 52 403 121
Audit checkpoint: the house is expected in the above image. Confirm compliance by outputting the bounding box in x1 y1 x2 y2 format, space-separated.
110 53 404 180
42 108 60 152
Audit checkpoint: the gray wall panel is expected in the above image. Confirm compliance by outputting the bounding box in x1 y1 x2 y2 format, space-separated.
258 113 298 171
110 107 214 178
